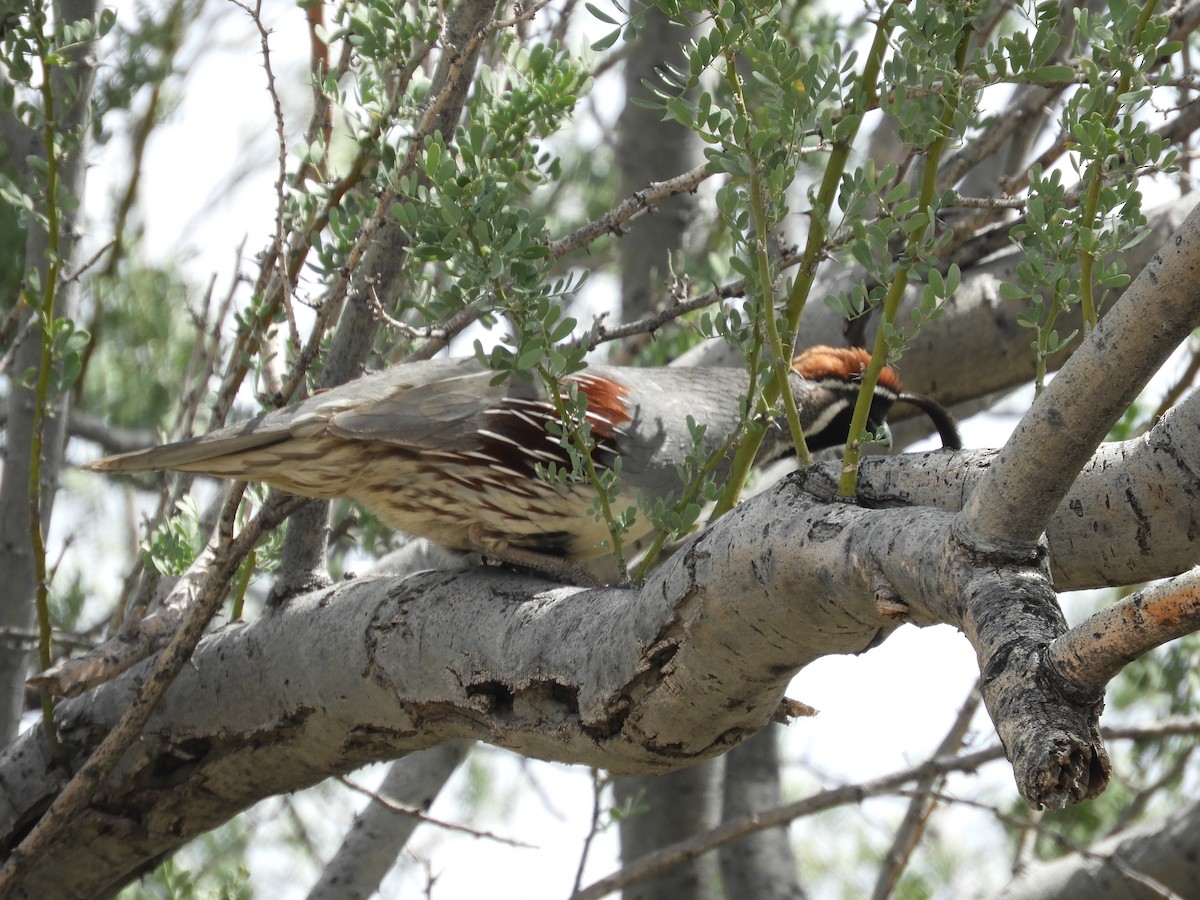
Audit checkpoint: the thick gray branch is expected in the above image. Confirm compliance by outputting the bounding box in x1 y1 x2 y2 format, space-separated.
958 198 1200 551
0 468 1126 895
846 383 1200 591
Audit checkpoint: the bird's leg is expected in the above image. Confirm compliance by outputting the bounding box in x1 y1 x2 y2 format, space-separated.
466 526 604 587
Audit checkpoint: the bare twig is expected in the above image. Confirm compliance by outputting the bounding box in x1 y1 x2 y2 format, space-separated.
1 488 306 897
1106 744 1196 837
228 0 299 352
571 715 1200 900
548 164 713 259
871 684 982 900
570 744 1007 900
335 775 535 848
572 769 610 895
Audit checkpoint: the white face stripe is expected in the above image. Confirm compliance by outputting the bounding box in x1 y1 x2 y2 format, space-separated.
805 398 852 438
802 383 897 439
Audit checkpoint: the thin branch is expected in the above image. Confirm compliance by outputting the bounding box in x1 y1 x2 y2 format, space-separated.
21 407 156 456
364 283 487 361
572 715 1200 900
1105 744 1196 837
570 744 1007 900
572 769 610 895
548 163 713 259
1049 568 1200 693
335 775 535 848
228 0 299 352
945 192 1028 210
871 684 982 900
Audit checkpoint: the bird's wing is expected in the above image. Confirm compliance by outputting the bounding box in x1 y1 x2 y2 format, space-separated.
325 367 521 451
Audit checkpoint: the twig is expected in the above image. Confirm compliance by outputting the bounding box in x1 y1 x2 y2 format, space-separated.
1009 808 1042 879
0 489 306 897
548 164 713 259
945 192 1028 210
229 0 300 353
1049 568 1200 692
0 315 37 376
570 744 1007 900
336 775 535 848
1152 339 1200 422
572 716 1200 900
1105 744 1195 837
871 683 981 900
572 769 609 895
363 282 487 360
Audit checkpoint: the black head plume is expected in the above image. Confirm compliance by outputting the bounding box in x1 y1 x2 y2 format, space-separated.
896 391 962 449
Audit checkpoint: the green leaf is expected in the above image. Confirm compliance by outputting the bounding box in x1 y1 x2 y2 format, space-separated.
1023 65 1076 84
584 2 618 25
591 28 621 51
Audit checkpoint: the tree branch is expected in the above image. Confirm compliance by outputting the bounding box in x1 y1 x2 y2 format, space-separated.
957 198 1200 552
5 432 1195 894
1049 568 1200 692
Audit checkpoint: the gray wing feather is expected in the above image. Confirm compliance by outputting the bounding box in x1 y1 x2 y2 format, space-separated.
326 369 518 450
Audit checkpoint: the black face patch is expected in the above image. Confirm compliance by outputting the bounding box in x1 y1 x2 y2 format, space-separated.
806 395 897 451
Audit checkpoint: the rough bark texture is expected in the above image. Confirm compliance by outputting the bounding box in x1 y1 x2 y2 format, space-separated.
847 393 1200 593
0 454 1149 896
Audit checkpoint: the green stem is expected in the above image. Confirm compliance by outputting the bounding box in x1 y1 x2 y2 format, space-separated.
710 2 901 520
1078 0 1160 329
1034 286 1064 397
720 39 812 470
631 429 739 583
28 2 61 757
230 550 256 621
783 3 895 342
837 24 974 497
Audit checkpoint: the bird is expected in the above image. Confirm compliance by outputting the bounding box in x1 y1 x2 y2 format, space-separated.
85 346 959 571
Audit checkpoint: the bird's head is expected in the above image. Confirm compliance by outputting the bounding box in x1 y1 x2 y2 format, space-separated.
789 346 960 452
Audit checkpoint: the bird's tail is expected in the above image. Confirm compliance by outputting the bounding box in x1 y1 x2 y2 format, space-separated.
83 414 292 475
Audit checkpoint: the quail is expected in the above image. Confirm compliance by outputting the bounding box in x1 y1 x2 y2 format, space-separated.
86 346 959 568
